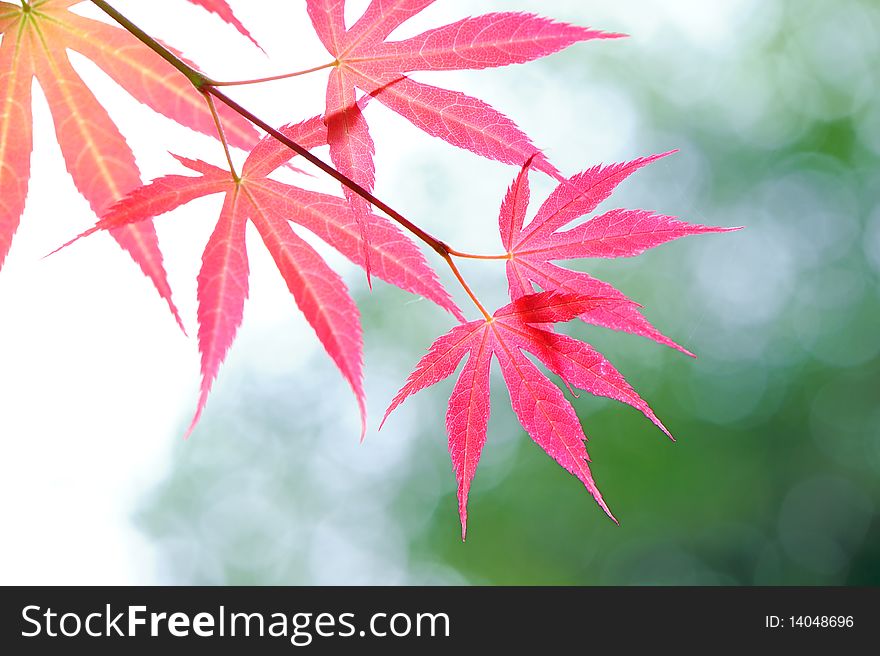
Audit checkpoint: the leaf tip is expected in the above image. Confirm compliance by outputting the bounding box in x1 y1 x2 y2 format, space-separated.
184 378 214 440
166 300 187 336
182 416 199 441
356 393 368 443
599 498 618 525
459 502 469 542
183 404 205 440
358 408 368 442
44 227 99 260
671 341 697 358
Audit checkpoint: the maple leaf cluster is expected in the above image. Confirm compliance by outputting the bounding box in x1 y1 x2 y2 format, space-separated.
384 156 732 536
0 0 736 536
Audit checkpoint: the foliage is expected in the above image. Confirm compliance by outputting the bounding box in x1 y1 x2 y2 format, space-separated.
0 0 734 536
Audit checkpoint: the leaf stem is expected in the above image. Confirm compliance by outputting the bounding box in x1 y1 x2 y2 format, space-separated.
202 91 239 182
211 62 338 87
443 255 491 321
447 248 511 261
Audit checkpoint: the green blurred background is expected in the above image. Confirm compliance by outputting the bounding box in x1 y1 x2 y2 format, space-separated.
137 0 880 585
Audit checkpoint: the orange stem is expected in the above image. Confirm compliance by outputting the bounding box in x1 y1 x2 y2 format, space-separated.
446 248 510 261
210 62 338 87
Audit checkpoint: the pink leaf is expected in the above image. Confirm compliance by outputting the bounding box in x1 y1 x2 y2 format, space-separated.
304 1 615 177
242 115 328 178
0 27 33 269
96 174 230 232
446 328 492 540
382 321 484 426
356 71 559 177
524 209 738 260
305 0 348 55
498 157 532 251
507 258 694 356
325 69 377 199
493 332 615 522
375 13 622 72
391 309 632 536
32 43 182 329
326 66 376 279
498 320 672 439
496 154 735 357
188 188 249 438
495 291 609 325
515 152 675 247
247 179 463 320
247 191 367 437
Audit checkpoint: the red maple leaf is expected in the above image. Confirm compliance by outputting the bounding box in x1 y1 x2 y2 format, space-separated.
64 119 463 438
383 291 674 539
301 0 621 258
383 152 738 537
502 153 738 355
0 0 258 326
